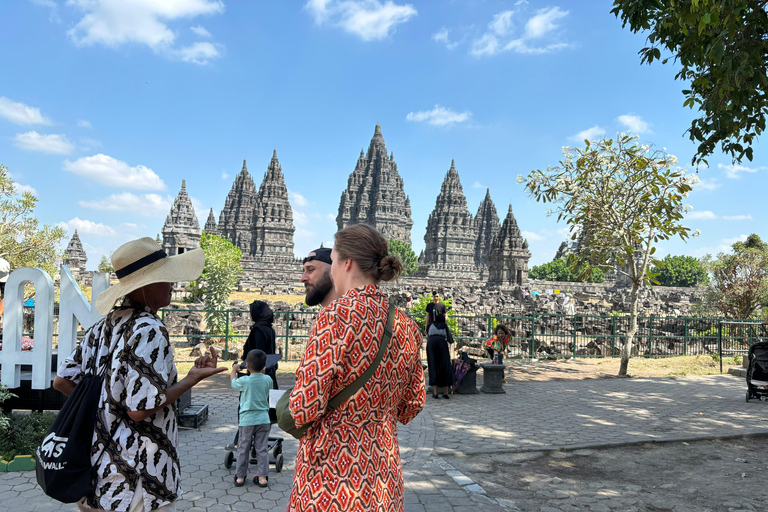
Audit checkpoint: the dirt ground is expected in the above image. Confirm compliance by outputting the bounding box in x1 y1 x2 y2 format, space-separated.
448 437 766 511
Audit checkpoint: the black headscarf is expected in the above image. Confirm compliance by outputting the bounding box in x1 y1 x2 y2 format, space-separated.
250 300 274 326
242 301 278 388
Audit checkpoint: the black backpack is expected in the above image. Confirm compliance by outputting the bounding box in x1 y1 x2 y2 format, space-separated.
36 358 106 503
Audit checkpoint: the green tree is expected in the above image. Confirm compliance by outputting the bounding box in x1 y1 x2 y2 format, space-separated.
187 232 243 336
649 255 710 287
97 254 114 274
703 234 768 319
0 164 66 276
410 294 459 337
388 239 418 276
612 0 768 166
529 258 605 283
521 134 697 376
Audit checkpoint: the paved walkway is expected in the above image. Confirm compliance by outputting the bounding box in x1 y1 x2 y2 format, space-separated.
1 374 766 511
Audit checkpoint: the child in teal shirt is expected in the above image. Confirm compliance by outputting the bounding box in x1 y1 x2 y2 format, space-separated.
231 349 273 487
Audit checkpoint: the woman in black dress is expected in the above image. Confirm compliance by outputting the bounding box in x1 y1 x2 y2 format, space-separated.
241 300 278 389
426 302 454 399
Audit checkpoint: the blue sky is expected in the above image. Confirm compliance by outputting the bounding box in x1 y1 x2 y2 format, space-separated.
0 0 763 271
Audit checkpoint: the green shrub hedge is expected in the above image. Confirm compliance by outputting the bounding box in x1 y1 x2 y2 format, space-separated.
0 412 56 460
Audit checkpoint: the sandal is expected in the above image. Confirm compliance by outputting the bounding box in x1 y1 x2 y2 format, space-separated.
254 476 269 488
234 476 245 487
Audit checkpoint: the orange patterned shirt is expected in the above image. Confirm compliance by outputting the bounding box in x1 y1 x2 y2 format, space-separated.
288 285 426 512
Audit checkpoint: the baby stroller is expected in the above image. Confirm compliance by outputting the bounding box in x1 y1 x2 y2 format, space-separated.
223 354 285 473
745 341 768 402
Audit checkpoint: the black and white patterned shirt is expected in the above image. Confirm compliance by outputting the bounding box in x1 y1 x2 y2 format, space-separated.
57 299 180 511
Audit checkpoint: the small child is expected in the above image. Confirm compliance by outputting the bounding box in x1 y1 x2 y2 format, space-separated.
231 349 273 487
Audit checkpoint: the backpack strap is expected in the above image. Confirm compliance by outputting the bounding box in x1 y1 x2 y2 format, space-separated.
326 303 396 411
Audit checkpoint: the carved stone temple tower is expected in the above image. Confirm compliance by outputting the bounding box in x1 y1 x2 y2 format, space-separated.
218 160 258 254
204 208 217 234
63 230 88 281
488 205 531 288
162 180 201 256
252 150 295 260
337 124 413 243
474 188 500 268
417 160 479 280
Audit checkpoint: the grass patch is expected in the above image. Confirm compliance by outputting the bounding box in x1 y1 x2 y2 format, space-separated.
592 355 736 378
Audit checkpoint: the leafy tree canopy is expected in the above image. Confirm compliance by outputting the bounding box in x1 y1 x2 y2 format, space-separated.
0 164 66 277
97 254 114 274
703 233 768 319
410 294 459 337
612 0 768 166
388 239 419 276
529 258 605 283
649 254 710 287
521 134 697 376
187 231 243 336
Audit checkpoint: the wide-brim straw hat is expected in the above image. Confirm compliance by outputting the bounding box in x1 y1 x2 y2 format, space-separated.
95 237 205 315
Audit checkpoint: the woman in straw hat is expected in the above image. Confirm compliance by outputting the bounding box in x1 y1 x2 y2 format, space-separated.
53 237 226 512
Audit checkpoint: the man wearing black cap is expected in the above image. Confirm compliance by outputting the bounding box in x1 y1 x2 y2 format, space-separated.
301 248 339 308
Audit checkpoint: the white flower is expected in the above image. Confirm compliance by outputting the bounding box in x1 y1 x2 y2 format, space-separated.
684 204 693 212
516 174 524 184
545 209 552 217
693 229 701 237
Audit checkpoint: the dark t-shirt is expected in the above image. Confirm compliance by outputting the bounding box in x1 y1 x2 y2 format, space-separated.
425 302 436 331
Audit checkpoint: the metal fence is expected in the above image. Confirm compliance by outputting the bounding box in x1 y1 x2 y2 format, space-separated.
158 307 766 369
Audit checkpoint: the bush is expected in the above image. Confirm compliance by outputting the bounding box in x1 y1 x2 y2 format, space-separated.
410 295 459 337
0 412 56 460
0 383 16 433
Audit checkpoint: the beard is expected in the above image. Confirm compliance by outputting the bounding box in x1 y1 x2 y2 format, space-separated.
305 269 333 306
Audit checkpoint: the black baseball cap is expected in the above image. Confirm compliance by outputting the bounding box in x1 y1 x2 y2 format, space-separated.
303 248 332 265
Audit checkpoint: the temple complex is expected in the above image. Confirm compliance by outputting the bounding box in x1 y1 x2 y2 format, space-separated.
63 230 88 282
416 160 481 280
474 188 501 268
336 124 413 243
204 208 217 234
488 205 531 287
161 180 201 256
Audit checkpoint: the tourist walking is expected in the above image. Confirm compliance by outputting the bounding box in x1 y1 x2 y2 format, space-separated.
241 300 278 389
427 302 454 399
53 237 226 512
287 224 426 512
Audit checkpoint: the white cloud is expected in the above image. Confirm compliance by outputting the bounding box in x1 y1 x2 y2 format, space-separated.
66 0 225 64
289 191 309 207
79 192 172 217
305 0 417 41
617 114 652 134
326 213 336 221
723 214 753 221
471 6 570 57
29 0 61 23
13 131 75 154
472 181 486 189
0 96 53 125
64 154 166 190
686 210 717 220
569 125 605 142
522 230 544 241
432 27 460 50
15 183 38 196
221 171 229 180
190 25 211 37
690 234 749 258
718 162 766 179
77 119 92 128
57 217 116 237
694 177 720 190
406 105 472 127
176 41 221 64
79 137 102 151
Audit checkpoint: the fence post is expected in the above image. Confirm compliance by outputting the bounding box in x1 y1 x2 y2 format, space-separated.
573 314 578 358
284 311 290 360
612 315 616 356
718 320 723 374
224 310 230 361
684 317 688 356
530 312 536 359
648 315 654 357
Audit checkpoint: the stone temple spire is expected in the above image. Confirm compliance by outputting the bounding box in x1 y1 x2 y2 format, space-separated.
162 180 201 255
253 150 295 260
204 208 217 234
63 229 87 276
474 188 500 267
218 160 258 255
419 160 478 271
337 124 413 244
488 204 531 287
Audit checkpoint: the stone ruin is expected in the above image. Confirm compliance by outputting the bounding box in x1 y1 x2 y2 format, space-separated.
62 230 90 285
162 180 201 256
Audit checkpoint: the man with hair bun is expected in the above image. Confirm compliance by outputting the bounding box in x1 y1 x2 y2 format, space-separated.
287 224 426 512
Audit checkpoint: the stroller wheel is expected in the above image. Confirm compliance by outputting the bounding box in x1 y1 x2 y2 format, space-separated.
746 391 751 403
272 444 282 459
224 451 235 469
275 453 284 473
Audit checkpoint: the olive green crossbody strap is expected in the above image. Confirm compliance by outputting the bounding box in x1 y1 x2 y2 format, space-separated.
326 303 396 411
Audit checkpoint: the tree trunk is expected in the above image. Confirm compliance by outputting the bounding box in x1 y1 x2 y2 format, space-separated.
618 281 641 377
